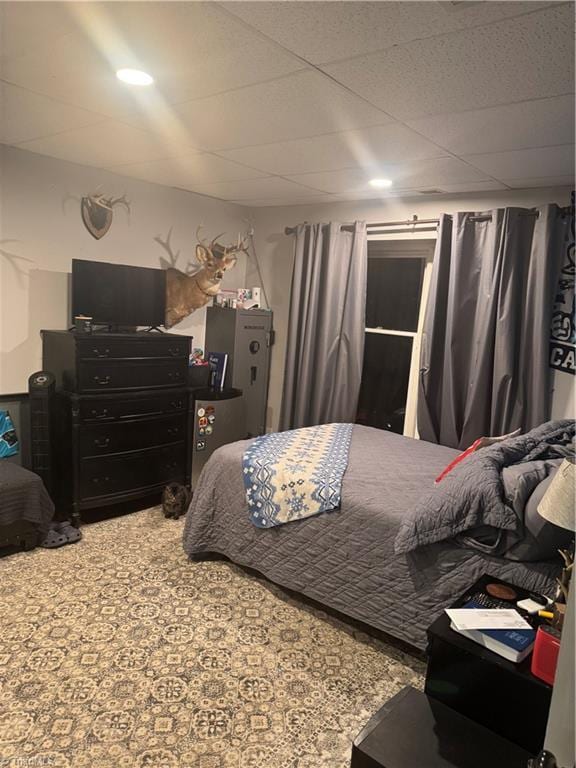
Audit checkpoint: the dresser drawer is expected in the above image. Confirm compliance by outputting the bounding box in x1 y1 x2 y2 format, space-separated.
77 391 188 422
76 336 189 361
78 359 187 392
78 414 186 457
79 444 185 499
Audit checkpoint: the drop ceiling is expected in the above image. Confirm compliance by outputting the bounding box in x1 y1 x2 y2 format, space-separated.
0 1 574 206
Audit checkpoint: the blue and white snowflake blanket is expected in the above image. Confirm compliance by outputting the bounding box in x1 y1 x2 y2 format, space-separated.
242 423 354 528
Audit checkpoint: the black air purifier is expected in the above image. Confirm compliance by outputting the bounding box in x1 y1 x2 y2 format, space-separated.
28 371 56 494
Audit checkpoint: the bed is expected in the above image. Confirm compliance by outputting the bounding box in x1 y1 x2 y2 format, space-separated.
183 425 565 650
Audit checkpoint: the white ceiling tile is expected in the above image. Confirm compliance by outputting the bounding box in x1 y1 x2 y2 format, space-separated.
174 70 392 151
287 157 490 194
1 2 304 125
331 180 509 202
221 1 552 65
502 176 576 189
176 176 328 201
96 1 305 103
1 31 162 126
218 123 445 175
0 1 77 61
463 145 575 180
282 168 369 195
17 121 199 168
323 4 574 120
233 194 340 207
0 82 104 144
417 180 509 193
407 95 575 156
106 153 267 186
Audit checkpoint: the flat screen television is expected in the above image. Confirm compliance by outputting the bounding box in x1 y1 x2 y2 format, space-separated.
71 259 166 328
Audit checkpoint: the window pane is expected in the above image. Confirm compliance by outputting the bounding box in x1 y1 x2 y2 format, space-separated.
365 256 424 331
356 333 413 434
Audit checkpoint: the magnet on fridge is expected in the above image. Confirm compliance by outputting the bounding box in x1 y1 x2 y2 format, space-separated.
208 415 215 424
199 416 208 427
199 428 205 436
205 425 213 435
196 440 206 451
197 408 205 417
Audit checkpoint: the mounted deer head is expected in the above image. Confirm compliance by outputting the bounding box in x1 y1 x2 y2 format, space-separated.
156 227 248 328
81 192 130 240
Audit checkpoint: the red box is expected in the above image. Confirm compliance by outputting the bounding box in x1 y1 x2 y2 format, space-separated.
531 625 561 685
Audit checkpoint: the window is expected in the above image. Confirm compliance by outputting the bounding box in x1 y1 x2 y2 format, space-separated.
356 239 435 438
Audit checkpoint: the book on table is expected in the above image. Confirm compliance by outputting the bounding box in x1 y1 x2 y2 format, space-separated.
449 600 536 663
207 352 228 392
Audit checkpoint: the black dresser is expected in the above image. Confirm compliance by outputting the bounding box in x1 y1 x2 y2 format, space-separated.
42 331 192 522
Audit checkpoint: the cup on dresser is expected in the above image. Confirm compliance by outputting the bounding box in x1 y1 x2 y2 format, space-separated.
74 315 92 333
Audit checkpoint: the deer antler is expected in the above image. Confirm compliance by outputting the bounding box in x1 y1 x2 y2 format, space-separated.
210 233 226 250
106 194 130 212
154 228 181 269
88 193 130 212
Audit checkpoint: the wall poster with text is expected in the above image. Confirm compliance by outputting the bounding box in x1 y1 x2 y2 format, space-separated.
550 191 575 376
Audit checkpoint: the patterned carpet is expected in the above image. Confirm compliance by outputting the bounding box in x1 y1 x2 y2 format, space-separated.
0 508 424 768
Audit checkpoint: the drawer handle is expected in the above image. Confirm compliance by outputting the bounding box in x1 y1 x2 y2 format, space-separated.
91 476 110 484
168 347 181 357
93 376 111 386
94 438 111 448
170 401 183 410
90 409 109 419
165 461 178 470
167 427 180 436
93 348 110 358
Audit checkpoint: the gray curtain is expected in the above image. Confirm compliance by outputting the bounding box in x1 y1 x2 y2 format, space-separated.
279 221 367 431
418 205 569 450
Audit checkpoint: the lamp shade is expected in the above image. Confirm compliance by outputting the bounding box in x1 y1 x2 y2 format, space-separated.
537 459 576 532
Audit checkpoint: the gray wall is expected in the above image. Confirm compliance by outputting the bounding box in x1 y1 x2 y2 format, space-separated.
0 144 251 394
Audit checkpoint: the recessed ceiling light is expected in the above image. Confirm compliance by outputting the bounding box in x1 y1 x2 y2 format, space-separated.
116 68 154 86
369 178 393 189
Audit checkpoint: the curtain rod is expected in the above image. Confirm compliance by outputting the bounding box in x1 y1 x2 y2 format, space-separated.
284 217 439 235
283 206 572 235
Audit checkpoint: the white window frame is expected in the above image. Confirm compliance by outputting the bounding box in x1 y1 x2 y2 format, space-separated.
364 237 436 439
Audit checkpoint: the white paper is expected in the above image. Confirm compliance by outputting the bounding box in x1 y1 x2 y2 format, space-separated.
445 608 532 631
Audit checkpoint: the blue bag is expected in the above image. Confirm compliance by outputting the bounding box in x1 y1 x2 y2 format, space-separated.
0 410 19 457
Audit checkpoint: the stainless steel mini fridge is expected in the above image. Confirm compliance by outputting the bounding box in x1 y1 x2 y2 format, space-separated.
190 388 245 489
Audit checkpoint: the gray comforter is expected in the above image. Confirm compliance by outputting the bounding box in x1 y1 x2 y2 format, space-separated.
0 462 54 536
395 420 575 554
183 425 560 650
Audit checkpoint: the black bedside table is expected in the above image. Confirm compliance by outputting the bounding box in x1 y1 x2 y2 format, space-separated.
425 574 552 755
350 686 531 768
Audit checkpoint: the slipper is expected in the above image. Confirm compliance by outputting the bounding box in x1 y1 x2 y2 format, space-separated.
56 520 82 544
39 526 68 548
